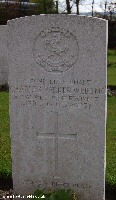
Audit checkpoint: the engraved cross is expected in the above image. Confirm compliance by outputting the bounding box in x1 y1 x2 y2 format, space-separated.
36 112 77 178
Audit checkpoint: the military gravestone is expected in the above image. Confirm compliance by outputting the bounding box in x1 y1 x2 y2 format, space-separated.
8 15 107 200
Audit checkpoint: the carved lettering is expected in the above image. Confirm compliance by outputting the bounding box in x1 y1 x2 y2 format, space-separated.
10 78 104 109
37 181 91 189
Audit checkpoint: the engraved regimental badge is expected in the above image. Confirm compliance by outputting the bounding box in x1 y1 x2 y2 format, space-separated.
33 27 78 72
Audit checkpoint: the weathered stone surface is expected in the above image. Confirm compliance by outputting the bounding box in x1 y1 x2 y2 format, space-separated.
0 25 8 84
8 15 107 200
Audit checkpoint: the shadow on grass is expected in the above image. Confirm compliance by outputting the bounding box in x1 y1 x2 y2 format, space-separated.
106 183 116 200
0 84 9 92
0 177 13 190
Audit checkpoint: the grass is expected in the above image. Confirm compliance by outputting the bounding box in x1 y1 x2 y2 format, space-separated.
108 49 116 63
0 92 11 178
108 49 116 86
0 92 116 191
106 96 116 188
32 188 78 200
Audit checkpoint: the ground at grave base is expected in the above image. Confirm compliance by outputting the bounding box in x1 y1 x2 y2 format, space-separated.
0 178 116 200
0 189 115 200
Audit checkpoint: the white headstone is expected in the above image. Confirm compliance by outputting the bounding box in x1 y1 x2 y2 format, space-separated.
8 15 107 200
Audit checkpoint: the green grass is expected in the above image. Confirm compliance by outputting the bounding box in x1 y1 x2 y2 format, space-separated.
108 49 116 86
32 188 77 200
0 92 11 178
0 92 116 190
106 96 116 188
108 49 116 63
108 67 116 86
